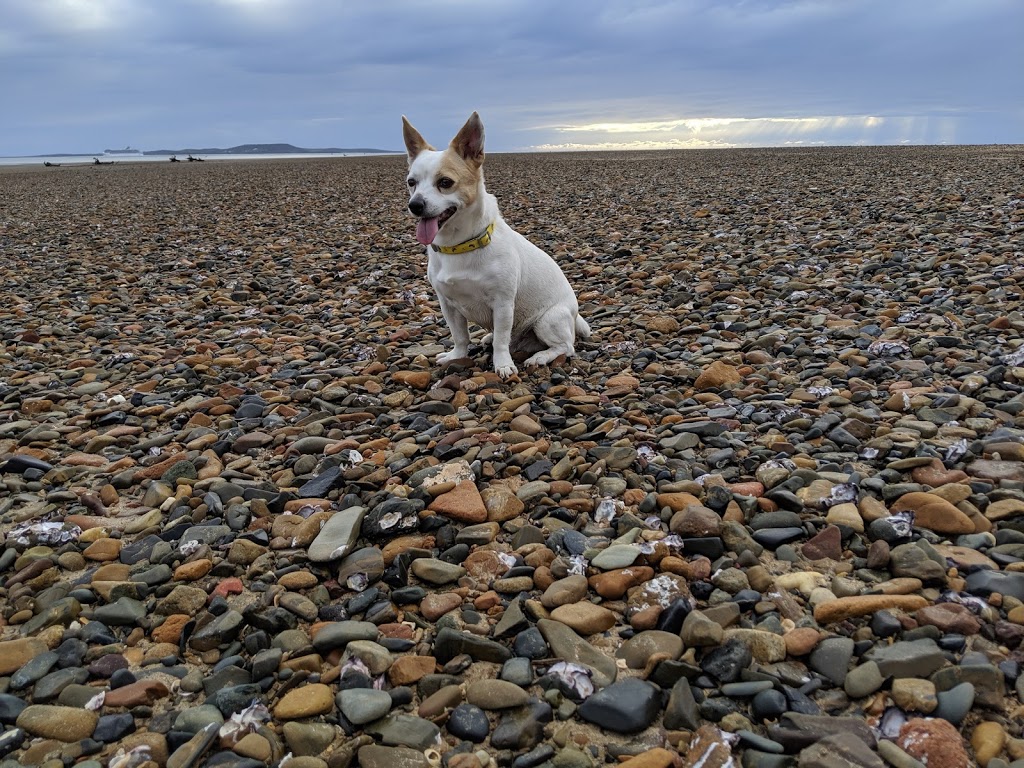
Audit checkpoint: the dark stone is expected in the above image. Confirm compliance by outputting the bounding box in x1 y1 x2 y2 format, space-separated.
655 598 692 635
511 744 555 768
88 653 129 679
663 678 700 731
434 627 512 664
752 527 805 548
93 713 136 742
869 610 902 638
0 455 53 474
119 534 163 565
751 689 788 722
577 678 660 733
30 667 88 703
190 610 246 652
965 570 1024 602
204 666 252 695
242 606 296 635
0 729 26 758
56 638 88 668
9 651 59 690
782 685 821 715
490 700 551 751
209 684 263 716
512 628 548 659
298 466 343 498
445 704 490 743
681 537 726 559
362 498 423 539
649 659 702 689
251 648 283 681
523 460 553 482
109 668 137 689
700 640 752 683
0 694 27 724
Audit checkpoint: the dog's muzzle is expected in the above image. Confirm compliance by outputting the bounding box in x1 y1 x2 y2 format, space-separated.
408 196 426 216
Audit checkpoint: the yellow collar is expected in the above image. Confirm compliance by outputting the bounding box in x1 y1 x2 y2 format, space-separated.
433 222 495 254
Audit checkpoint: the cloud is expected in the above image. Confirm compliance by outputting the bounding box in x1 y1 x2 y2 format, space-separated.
0 0 1020 154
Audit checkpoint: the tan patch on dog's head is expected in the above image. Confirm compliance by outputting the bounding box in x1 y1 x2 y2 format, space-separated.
435 149 482 209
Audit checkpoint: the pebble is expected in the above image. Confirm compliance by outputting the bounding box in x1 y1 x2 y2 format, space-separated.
809 637 855 686
973 721 1007 768
616 630 684 668
337 689 393 724
934 683 976 725
307 506 366 562
466 679 531 710
898 717 971 768
2 149 1023 767
274 684 335 719
550 602 616 635
577 679 661 733
16 705 99 741
446 704 491 742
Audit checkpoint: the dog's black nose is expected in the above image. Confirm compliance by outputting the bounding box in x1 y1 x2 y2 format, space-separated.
408 197 425 216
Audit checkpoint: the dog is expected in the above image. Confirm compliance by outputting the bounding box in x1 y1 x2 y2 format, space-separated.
402 112 590 379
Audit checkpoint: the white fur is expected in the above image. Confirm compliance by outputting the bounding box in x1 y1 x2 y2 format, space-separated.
403 113 590 379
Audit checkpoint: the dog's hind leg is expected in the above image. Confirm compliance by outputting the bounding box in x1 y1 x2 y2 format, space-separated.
523 306 578 369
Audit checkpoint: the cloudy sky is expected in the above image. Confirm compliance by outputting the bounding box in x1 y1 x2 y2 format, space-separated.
2 0 1021 155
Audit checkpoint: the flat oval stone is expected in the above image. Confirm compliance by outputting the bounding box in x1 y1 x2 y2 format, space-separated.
16 704 99 741
590 545 641 570
466 679 530 710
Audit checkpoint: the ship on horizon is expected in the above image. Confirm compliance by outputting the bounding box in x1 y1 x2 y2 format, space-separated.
104 145 142 155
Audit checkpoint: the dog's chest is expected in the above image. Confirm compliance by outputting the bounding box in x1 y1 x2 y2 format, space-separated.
428 251 510 327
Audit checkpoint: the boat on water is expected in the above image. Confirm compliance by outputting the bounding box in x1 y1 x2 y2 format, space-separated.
104 146 142 155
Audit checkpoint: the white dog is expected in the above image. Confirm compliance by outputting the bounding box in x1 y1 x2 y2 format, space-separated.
402 112 590 379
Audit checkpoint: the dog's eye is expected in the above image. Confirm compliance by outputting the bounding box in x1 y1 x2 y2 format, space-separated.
407 178 416 187
437 177 454 190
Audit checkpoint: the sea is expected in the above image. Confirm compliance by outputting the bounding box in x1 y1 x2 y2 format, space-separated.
0 152 386 167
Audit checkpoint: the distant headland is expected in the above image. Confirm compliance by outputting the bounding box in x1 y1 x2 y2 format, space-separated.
143 143 400 156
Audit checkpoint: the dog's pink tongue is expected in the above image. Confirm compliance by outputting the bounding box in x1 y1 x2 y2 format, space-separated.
416 217 439 245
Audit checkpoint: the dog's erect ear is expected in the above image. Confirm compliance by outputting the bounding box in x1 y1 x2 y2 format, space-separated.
450 112 485 167
402 116 434 163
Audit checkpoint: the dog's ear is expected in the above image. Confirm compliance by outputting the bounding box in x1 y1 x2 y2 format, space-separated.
450 112 485 167
402 116 434 163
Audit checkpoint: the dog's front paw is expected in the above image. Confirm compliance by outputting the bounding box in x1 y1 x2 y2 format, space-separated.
437 349 468 366
495 362 519 379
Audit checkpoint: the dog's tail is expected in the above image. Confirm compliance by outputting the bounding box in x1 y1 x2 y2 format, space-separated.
575 315 592 341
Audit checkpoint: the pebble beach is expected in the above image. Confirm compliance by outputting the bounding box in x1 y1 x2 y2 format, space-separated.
2 145 1024 768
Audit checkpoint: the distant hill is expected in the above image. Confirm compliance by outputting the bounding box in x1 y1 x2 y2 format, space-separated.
143 143 398 156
